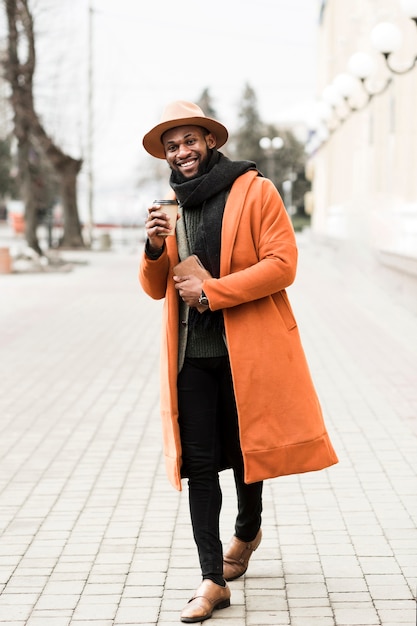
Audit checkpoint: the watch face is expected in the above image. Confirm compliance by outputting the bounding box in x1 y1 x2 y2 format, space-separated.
199 295 209 305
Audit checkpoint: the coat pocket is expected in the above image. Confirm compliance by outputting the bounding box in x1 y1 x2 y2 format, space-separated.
274 290 297 331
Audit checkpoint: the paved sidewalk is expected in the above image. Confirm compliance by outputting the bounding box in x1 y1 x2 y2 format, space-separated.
0 234 416 626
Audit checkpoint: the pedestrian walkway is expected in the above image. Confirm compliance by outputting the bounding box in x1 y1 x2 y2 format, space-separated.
0 234 416 626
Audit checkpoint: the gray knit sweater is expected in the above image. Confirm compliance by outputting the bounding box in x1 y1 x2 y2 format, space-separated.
183 207 228 359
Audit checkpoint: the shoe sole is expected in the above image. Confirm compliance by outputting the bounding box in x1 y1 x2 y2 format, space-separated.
181 599 231 623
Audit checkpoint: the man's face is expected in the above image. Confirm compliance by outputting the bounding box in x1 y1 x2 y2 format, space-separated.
162 125 217 179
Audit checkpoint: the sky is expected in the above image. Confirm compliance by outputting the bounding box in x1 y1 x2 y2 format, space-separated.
2 0 321 223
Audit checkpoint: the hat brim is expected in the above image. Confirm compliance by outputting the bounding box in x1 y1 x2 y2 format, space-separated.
142 116 229 159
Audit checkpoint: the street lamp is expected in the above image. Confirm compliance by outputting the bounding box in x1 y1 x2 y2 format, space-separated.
371 21 403 57
347 52 376 80
336 56 392 110
259 136 284 151
309 3 417 152
322 84 343 108
259 136 284 180
370 7 417 74
332 72 357 99
282 172 297 216
401 0 417 19
331 73 358 116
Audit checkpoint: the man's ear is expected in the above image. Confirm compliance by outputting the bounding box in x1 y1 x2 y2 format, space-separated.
206 133 217 149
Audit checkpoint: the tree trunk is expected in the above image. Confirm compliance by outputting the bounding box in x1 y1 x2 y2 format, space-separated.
4 0 85 251
58 157 84 248
18 141 42 255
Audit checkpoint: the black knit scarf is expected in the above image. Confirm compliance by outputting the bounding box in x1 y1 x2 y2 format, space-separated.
170 150 257 329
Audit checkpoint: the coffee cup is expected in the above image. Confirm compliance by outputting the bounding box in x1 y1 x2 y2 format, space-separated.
153 199 178 236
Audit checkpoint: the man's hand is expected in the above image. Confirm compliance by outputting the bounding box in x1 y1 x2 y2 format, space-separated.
173 274 205 309
145 205 173 250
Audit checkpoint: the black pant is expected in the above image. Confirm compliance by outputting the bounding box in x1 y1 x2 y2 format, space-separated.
178 356 263 578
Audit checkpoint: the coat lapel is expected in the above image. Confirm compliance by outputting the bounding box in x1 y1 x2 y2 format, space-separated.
220 171 258 276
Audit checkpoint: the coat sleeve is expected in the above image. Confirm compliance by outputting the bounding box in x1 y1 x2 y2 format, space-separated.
138 247 171 300
203 176 298 311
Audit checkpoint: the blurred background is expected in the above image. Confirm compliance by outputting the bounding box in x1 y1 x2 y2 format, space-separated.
0 0 416 310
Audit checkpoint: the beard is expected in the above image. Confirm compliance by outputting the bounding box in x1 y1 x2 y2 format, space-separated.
170 149 213 183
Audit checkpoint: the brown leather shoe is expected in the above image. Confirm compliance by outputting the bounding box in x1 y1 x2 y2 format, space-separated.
223 528 262 581
180 579 231 623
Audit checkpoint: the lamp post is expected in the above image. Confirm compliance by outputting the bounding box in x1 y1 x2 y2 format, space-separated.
87 3 95 246
259 136 284 181
282 172 297 216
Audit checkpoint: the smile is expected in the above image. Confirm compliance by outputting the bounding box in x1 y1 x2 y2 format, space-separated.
178 158 197 169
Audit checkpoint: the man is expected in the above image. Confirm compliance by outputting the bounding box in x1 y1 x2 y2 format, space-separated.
139 101 338 623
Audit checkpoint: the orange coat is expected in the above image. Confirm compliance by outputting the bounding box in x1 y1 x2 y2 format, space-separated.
139 171 338 490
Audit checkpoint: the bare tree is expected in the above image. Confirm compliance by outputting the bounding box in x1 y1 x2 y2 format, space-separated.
3 0 84 250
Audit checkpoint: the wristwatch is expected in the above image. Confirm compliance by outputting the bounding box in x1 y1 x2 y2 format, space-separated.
198 290 209 307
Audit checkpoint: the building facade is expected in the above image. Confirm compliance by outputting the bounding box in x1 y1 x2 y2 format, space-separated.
309 0 417 305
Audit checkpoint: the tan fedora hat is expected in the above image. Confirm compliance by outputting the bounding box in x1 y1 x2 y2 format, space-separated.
142 100 229 159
